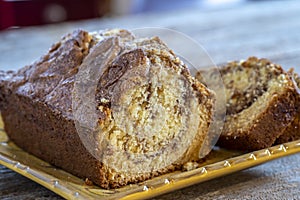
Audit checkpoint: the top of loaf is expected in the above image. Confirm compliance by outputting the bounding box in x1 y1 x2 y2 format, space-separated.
2 30 91 117
2 29 203 121
0 27 214 125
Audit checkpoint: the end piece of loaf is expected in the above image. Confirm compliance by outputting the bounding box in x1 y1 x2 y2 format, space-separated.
276 69 300 144
197 57 298 151
0 29 215 188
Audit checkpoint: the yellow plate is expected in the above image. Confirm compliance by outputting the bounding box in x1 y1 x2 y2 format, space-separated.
0 117 300 200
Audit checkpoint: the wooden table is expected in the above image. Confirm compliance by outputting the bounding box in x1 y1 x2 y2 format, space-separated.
1 0 300 199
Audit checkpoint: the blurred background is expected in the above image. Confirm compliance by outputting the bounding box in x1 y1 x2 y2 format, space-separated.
0 0 248 30
0 0 299 73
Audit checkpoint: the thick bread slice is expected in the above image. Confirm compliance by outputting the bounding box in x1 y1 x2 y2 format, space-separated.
0 29 215 188
276 69 300 144
197 57 298 150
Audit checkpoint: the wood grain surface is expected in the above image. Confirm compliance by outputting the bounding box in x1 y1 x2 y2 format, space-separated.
0 0 300 199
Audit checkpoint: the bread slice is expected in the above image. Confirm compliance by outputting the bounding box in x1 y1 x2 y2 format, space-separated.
197 57 298 151
275 69 300 144
0 29 215 189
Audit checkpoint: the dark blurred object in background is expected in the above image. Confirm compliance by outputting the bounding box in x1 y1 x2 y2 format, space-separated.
0 0 247 30
0 0 109 30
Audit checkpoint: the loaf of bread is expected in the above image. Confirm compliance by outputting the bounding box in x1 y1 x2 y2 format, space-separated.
276 69 300 144
197 57 298 150
0 29 215 188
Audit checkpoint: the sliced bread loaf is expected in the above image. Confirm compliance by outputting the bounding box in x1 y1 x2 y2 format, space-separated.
0 29 215 188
